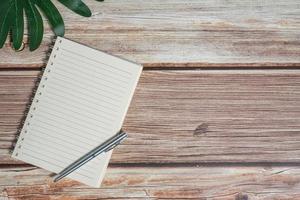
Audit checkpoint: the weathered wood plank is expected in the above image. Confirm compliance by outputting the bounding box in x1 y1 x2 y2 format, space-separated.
1 70 300 164
1 165 300 199
1 0 300 68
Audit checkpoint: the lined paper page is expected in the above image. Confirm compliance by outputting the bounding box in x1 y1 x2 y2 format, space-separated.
12 37 143 187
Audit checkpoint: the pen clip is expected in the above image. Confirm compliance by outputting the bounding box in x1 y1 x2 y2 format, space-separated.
104 133 127 153
105 142 121 152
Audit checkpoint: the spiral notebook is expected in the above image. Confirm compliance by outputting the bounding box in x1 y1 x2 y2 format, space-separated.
11 37 143 187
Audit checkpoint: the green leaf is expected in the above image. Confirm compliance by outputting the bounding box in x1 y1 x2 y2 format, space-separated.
11 0 24 50
24 0 44 51
1 0 104 51
0 0 13 48
36 0 65 36
58 0 92 17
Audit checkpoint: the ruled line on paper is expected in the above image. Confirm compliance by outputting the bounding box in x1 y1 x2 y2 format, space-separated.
22 147 94 176
43 86 120 115
26 129 105 165
22 152 94 179
53 64 128 91
46 77 121 108
60 48 133 76
30 126 94 151
33 118 108 142
28 127 110 168
42 90 117 121
23 140 96 175
50 70 126 95
39 99 114 127
56 59 129 88
57 56 129 84
36 107 112 133
58 54 131 84
32 119 102 143
36 100 116 131
49 71 125 98
38 104 114 128
27 130 87 154
23 152 63 168
48 76 122 105
25 141 98 174
26 126 107 171
35 111 111 138
37 97 115 126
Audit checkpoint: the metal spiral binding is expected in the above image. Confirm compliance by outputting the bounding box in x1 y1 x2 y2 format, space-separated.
11 37 61 157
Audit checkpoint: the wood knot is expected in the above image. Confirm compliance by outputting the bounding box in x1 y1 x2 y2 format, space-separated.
235 193 248 200
193 123 208 136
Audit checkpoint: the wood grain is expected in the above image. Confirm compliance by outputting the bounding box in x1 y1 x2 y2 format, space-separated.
1 165 300 199
0 0 300 68
1 70 300 164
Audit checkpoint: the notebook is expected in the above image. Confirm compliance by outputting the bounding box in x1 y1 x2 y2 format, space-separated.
11 37 143 187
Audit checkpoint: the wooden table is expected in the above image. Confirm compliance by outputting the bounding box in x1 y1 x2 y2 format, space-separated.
1 1 300 199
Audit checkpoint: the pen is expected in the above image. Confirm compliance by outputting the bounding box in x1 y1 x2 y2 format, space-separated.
53 130 128 182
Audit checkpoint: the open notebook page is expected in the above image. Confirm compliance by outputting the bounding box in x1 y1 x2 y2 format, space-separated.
12 37 143 187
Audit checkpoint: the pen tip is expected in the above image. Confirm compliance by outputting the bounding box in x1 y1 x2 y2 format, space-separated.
53 175 61 183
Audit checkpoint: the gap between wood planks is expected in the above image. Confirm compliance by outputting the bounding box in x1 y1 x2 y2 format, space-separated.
1 66 300 71
3 162 300 169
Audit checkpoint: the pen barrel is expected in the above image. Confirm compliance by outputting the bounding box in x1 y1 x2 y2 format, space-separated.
54 131 127 182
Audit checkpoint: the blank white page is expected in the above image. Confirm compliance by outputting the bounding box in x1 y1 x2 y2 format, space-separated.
12 37 143 187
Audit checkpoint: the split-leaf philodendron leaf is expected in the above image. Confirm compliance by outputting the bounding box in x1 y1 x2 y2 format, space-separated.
0 0 104 51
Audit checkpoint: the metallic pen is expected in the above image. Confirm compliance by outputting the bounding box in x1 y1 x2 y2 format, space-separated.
53 130 127 182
